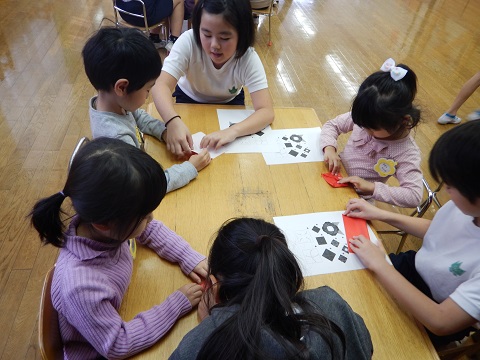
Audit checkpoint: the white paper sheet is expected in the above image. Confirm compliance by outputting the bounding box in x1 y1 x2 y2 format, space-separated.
216 109 278 153
262 127 324 165
217 109 255 130
273 211 379 276
191 132 226 159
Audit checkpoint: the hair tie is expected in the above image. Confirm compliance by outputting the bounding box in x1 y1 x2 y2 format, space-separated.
256 234 269 245
165 115 181 127
380 58 408 81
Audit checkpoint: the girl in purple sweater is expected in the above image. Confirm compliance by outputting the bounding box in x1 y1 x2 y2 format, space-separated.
30 137 207 360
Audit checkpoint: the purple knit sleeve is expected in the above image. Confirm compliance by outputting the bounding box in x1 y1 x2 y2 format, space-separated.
319 112 355 151
61 272 192 359
137 220 206 275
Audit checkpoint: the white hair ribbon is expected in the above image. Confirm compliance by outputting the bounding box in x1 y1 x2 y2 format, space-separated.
380 58 408 81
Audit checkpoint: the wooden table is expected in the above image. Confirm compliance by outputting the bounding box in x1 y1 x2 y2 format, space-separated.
119 104 439 359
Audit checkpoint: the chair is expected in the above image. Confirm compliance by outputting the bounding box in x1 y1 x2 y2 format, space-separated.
112 0 169 40
251 0 276 46
375 178 444 253
38 267 63 360
437 330 480 360
68 137 90 172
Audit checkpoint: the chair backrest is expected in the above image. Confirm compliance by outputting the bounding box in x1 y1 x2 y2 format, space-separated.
38 267 63 360
112 0 168 38
113 0 149 30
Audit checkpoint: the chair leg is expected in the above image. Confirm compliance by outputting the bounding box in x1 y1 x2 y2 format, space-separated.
432 193 442 209
396 232 408 254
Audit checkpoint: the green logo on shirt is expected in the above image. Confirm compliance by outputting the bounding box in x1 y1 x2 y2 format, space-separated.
449 261 466 276
229 86 238 94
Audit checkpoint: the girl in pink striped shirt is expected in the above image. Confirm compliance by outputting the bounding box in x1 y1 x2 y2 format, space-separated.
320 58 423 208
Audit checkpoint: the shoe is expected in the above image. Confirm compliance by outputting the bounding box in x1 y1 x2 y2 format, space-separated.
466 109 480 121
149 34 166 49
437 113 461 124
165 40 174 52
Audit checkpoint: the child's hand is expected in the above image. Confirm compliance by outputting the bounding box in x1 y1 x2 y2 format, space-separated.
188 149 211 171
188 259 208 284
165 119 193 157
323 146 342 175
197 278 218 321
200 128 237 150
338 176 374 194
349 235 389 272
178 283 203 307
344 198 383 220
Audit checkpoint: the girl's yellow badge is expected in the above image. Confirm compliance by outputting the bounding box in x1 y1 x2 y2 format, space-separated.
374 158 397 177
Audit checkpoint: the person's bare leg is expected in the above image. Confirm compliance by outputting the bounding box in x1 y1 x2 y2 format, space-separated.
445 72 480 115
170 0 185 38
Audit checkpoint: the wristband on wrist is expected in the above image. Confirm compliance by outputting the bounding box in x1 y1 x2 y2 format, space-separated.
165 115 181 127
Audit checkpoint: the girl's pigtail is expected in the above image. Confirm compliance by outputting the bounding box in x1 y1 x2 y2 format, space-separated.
30 192 67 248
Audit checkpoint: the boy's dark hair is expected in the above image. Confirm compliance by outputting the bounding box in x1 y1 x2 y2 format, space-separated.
30 137 167 247
197 218 346 359
192 0 254 59
429 119 480 203
351 64 421 135
82 27 162 93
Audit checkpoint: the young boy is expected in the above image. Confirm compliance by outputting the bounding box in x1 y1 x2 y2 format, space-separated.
344 119 480 347
82 27 210 193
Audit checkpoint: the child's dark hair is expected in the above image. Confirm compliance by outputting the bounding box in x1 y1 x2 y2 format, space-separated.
192 0 254 59
82 27 162 93
351 64 421 135
429 119 480 203
197 218 346 360
30 138 167 247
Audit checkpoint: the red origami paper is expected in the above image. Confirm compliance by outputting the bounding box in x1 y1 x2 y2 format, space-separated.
321 173 349 188
342 215 370 253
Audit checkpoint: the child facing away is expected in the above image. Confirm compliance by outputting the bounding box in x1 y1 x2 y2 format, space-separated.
320 58 423 208
169 218 373 360
151 0 275 157
82 27 210 193
30 138 208 359
344 120 480 347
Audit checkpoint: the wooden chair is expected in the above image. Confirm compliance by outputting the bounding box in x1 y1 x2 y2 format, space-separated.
112 0 169 40
38 267 63 360
251 0 276 46
437 330 480 360
375 178 444 253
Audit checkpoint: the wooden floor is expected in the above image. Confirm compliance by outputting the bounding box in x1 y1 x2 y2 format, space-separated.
0 0 479 358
